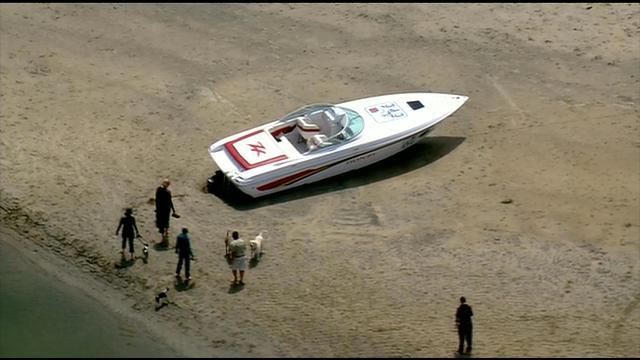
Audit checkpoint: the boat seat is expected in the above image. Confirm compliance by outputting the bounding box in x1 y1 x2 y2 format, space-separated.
296 117 321 140
307 134 328 151
336 113 347 128
304 111 331 136
321 110 342 137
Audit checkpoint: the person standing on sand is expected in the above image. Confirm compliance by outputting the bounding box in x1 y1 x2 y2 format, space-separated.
228 231 247 286
115 208 139 260
456 296 473 354
175 227 194 281
155 179 179 246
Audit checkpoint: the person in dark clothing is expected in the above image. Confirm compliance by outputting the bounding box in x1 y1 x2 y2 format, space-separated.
115 208 140 260
155 179 179 246
175 227 194 281
456 296 473 354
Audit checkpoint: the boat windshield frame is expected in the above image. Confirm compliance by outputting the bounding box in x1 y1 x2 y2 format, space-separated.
276 104 365 149
277 104 335 123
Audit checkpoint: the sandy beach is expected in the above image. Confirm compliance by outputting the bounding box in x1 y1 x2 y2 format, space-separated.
1 3 638 357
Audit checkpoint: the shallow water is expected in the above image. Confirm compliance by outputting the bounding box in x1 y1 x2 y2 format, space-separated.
0 239 179 358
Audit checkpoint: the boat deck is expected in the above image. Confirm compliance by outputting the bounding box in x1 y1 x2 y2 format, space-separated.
279 131 307 155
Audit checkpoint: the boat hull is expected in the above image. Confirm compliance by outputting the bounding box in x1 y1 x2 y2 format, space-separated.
207 92 468 199
208 125 434 198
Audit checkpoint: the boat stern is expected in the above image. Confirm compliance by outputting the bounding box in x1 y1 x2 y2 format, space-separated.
207 127 298 198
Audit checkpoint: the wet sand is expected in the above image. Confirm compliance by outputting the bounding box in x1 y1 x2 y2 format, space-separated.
0 3 639 357
0 230 181 358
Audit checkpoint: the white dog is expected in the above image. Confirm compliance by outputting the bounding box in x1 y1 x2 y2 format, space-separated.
249 231 266 261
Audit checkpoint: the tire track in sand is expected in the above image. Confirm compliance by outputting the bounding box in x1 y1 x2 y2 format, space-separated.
486 74 527 126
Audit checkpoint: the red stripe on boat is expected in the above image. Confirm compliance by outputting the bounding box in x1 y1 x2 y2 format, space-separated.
224 130 288 170
257 167 324 191
270 124 296 138
271 123 319 138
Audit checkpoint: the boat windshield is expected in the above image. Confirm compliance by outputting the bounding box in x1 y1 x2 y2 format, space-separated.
277 104 364 150
279 104 335 123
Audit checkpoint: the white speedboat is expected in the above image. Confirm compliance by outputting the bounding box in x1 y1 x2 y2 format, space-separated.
207 92 468 198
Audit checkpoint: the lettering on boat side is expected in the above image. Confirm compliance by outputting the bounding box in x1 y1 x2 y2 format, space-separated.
346 152 377 165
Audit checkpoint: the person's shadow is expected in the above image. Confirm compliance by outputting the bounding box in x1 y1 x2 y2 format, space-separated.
153 242 171 251
453 351 472 358
174 276 195 292
227 282 245 294
114 254 135 269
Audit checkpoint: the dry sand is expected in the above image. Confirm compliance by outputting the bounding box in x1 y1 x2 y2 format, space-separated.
1 3 639 357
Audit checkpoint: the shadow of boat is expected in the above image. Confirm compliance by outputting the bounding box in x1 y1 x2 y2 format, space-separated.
209 136 465 210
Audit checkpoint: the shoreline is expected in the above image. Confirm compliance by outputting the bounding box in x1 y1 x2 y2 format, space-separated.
0 220 201 358
0 232 181 358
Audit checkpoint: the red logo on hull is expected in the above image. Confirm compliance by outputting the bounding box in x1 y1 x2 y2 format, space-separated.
249 142 266 156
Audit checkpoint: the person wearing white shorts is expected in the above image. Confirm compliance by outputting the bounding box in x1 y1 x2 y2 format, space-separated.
231 256 246 271
228 231 247 285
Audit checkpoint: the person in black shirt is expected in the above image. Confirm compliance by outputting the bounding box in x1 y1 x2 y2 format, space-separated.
456 296 473 354
155 179 179 246
116 208 139 260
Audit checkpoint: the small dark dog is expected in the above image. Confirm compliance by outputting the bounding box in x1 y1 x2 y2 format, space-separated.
155 287 169 310
138 236 149 263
